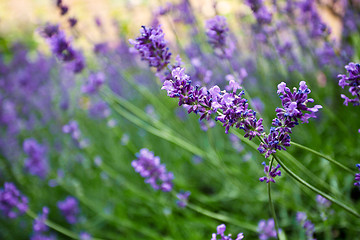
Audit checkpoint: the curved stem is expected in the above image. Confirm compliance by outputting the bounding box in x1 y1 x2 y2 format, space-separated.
290 141 355 174
26 209 105 240
186 203 258 232
268 157 280 240
274 155 360 218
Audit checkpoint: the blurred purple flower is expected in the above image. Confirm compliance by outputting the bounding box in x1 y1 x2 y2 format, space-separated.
338 62 360 106
211 224 244 240
57 196 79 224
258 219 277 240
0 182 28 219
82 72 105 95
176 191 190 208
296 212 316 240
132 148 173 192
205 15 234 58
23 139 49 179
129 25 171 72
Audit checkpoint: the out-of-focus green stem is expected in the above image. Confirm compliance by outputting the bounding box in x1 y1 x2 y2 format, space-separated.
186 203 258 232
26 210 106 240
268 157 280 240
274 155 360 218
290 141 355 174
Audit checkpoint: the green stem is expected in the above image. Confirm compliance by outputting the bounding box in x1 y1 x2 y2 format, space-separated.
268 157 280 240
290 141 355 174
274 155 360 218
26 209 105 240
186 203 258 232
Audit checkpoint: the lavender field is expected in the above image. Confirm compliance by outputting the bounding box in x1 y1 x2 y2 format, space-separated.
1 0 360 239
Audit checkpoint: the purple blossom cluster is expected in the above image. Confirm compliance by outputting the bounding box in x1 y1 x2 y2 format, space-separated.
56 0 68 16
257 219 277 240
62 120 89 148
79 232 92 240
205 16 234 58
354 164 360 187
297 0 330 39
129 25 171 72
0 43 59 159
211 224 244 240
162 67 264 137
338 62 360 106
316 195 331 208
296 212 316 240
0 182 28 219
259 162 281 183
258 81 322 158
81 72 106 95
176 191 190 208
31 207 56 240
42 24 85 74
132 148 173 192
57 196 79 224
23 138 49 179
245 0 272 25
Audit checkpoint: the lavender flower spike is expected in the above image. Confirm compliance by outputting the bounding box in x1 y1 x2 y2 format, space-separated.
132 148 174 192
0 182 28 218
205 15 234 58
162 67 264 138
258 81 322 158
33 207 50 233
296 212 316 240
23 138 49 179
129 25 171 72
176 191 190 208
338 62 360 106
57 196 79 224
82 72 105 95
259 162 281 183
257 219 277 240
354 164 360 187
211 224 244 240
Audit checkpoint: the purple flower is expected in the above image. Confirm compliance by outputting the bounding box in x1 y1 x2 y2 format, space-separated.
129 25 171 72
211 224 244 240
161 67 264 137
62 120 81 141
355 164 360 187
258 219 277 240
259 162 281 183
57 196 79 224
316 195 331 208
205 16 234 58
33 207 49 233
42 27 85 74
68 17 77 27
81 72 105 95
79 232 92 240
176 191 190 208
338 62 360 106
0 182 28 218
88 101 111 119
245 0 272 24
296 212 316 240
132 148 174 192
31 234 56 240
23 139 49 179
258 81 322 158
298 0 330 39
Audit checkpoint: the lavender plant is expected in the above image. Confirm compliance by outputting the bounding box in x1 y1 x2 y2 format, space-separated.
1 0 360 239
